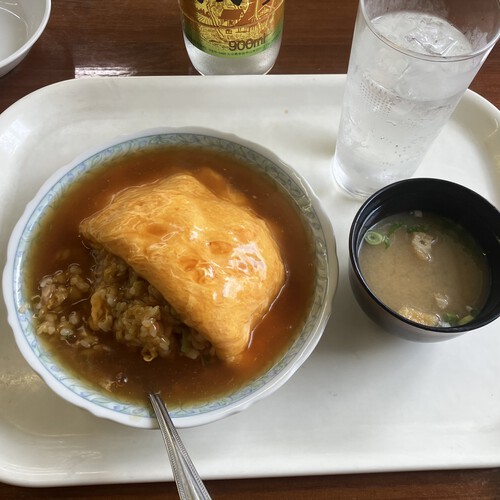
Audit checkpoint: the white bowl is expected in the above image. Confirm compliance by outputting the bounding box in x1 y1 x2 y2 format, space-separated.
3 128 338 428
0 0 51 77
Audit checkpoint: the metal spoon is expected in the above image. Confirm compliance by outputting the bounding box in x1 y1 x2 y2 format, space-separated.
149 393 212 500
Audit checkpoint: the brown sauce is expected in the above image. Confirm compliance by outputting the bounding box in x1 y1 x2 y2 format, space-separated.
26 145 316 408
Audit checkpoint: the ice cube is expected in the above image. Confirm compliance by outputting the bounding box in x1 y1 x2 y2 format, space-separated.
404 17 462 56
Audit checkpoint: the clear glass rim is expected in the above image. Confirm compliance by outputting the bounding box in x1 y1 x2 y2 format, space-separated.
360 0 500 62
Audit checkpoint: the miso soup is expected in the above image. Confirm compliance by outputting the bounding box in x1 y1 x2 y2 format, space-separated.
358 211 490 327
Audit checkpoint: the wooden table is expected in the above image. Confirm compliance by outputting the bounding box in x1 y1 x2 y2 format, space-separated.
1 1 499 498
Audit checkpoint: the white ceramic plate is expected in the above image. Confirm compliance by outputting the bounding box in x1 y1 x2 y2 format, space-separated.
0 75 499 487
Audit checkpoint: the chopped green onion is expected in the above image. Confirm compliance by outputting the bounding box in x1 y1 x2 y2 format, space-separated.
458 314 475 326
442 312 460 326
364 230 385 246
387 222 403 237
383 222 404 247
406 224 429 233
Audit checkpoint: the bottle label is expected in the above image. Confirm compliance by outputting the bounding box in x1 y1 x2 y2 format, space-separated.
179 0 285 58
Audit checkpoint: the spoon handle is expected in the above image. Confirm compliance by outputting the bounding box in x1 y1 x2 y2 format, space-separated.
149 393 212 500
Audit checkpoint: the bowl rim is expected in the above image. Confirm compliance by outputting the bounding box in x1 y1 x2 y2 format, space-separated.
0 0 51 69
2 126 338 428
349 177 500 335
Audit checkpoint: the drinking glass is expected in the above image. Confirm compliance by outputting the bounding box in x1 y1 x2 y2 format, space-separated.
332 0 500 199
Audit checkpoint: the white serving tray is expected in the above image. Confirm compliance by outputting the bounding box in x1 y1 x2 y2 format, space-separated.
0 75 499 487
